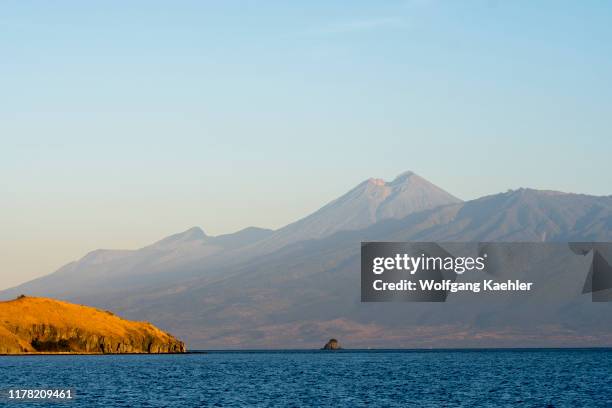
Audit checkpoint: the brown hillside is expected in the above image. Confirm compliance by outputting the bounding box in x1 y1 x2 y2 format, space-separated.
0 296 185 354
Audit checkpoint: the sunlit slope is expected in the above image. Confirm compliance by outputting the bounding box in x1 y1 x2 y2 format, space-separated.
0 296 185 354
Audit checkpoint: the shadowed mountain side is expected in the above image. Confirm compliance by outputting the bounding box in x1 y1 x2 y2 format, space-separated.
412 188 612 242
246 171 461 255
23 188 611 348
0 226 274 298
1 171 458 300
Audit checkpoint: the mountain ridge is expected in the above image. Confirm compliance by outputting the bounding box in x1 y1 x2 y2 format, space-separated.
2 174 612 348
244 171 461 254
1 171 458 298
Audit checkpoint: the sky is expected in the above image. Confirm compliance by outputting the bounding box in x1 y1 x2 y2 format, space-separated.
1 0 611 289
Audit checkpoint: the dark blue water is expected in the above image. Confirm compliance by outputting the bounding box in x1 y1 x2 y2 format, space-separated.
1 349 611 407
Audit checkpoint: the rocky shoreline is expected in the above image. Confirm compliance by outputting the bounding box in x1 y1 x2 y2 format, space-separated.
0 296 185 354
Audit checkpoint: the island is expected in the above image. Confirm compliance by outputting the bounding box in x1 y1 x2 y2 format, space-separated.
0 296 185 354
322 338 341 350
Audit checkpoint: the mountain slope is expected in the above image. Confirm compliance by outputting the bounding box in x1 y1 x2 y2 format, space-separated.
0 296 185 354
388 188 612 242
143 190 612 347
1 226 273 298
1 171 458 299
17 188 610 349
3 181 612 349
249 171 461 253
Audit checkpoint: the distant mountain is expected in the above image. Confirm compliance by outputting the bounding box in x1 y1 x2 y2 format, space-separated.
96 188 610 348
1 171 457 299
149 226 208 249
249 171 461 254
3 177 612 349
1 226 273 298
380 188 612 242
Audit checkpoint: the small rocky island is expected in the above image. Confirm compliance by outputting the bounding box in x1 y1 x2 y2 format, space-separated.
0 296 185 354
322 338 341 350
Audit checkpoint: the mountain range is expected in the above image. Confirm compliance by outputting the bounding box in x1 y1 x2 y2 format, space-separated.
3 171 612 349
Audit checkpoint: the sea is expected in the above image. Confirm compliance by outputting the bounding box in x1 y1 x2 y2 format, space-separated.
1 349 611 407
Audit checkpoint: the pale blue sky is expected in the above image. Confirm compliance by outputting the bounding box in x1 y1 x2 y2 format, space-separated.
1 1 611 288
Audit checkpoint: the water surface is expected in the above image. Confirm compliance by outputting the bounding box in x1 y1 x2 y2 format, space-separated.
1 349 611 407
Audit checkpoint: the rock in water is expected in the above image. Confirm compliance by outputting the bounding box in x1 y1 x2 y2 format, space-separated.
322 338 341 350
0 296 185 354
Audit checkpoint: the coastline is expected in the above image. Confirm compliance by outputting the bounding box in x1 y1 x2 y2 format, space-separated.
3 346 612 356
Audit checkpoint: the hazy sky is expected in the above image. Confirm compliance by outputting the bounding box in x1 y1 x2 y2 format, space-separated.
1 1 611 289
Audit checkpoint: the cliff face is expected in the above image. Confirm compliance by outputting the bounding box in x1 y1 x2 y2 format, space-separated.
0 296 185 354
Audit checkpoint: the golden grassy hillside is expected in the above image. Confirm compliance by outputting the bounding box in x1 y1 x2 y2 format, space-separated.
0 296 185 354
